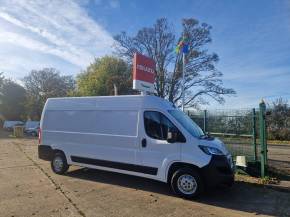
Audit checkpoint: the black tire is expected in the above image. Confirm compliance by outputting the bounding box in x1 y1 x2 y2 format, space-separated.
51 152 69 175
170 167 203 199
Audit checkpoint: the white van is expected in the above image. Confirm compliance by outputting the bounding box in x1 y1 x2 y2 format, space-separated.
38 95 234 198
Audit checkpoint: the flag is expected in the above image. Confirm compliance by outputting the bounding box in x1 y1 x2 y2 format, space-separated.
182 44 189 53
175 37 189 54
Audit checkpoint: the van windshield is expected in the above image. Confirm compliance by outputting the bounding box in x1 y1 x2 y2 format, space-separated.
168 110 204 138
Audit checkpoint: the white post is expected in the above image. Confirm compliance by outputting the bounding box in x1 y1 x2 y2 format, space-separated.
181 53 185 112
140 91 146 96
113 84 118 96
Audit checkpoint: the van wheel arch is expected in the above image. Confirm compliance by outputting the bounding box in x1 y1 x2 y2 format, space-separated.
52 149 69 164
167 162 202 184
53 149 66 156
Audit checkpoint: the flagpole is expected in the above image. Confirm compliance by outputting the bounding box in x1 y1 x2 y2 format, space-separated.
181 52 185 112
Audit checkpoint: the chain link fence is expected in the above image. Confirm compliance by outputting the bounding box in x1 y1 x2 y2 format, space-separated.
187 107 290 176
187 108 260 162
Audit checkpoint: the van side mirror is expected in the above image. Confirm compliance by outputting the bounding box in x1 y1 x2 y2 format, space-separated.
167 131 177 143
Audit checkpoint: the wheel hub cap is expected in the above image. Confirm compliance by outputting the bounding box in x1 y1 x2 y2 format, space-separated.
53 156 63 172
177 174 197 195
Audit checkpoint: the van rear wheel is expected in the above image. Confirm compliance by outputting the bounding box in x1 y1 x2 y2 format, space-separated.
51 152 69 175
170 168 203 199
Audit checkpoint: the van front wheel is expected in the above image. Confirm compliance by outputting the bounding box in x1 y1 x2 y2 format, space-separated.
51 152 69 175
170 168 203 199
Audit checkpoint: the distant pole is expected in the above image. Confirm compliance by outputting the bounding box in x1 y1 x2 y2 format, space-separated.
203 110 207 133
252 108 257 162
181 53 185 112
259 100 267 177
113 84 118 96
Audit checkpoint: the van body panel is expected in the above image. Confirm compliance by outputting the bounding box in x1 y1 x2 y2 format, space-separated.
43 131 138 165
180 137 211 167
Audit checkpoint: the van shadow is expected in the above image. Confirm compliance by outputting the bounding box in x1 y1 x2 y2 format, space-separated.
66 168 289 216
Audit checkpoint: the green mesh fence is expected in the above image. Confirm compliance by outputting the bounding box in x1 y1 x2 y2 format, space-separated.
187 109 261 162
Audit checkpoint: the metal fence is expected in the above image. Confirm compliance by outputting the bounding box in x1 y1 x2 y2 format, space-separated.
187 108 260 162
187 102 290 177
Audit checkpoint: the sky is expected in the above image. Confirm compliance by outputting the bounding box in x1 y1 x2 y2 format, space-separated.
0 0 289 109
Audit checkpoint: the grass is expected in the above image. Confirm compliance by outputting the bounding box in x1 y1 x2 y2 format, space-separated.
235 172 279 185
267 140 290 145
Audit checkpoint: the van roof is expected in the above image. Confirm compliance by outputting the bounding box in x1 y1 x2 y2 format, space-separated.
45 95 175 111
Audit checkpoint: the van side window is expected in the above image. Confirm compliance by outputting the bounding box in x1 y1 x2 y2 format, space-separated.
144 111 185 142
144 111 163 140
160 114 178 140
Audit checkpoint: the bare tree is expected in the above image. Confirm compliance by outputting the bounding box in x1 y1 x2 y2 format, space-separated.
114 18 236 108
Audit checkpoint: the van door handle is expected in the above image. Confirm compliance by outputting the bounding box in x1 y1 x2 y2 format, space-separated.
141 138 147 148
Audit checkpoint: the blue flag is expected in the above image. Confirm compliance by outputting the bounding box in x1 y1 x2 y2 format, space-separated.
182 44 189 54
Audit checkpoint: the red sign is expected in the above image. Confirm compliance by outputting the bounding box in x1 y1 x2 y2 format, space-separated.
133 53 155 92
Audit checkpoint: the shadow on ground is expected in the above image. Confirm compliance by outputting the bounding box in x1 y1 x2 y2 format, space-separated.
66 168 289 216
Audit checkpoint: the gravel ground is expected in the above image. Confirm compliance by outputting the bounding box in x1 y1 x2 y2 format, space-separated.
0 133 290 217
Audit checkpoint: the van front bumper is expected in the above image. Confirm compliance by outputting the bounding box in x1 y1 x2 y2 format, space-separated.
201 155 234 188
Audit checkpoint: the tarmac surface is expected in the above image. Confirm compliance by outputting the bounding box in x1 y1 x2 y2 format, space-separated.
0 133 290 217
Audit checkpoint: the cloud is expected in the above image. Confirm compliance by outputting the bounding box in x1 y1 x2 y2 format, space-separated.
0 0 114 77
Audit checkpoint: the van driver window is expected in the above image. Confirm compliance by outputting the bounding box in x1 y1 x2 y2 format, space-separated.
144 111 163 139
160 114 178 140
144 111 183 141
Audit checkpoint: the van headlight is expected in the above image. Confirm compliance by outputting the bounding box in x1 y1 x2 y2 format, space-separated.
198 145 224 156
